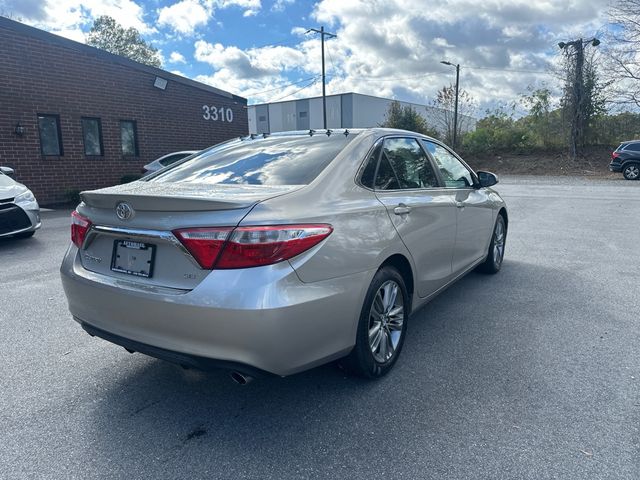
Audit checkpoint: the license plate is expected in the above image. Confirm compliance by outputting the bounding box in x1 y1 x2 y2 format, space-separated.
111 240 156 278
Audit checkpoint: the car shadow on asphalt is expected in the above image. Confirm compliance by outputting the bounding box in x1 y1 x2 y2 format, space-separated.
75 257 618 473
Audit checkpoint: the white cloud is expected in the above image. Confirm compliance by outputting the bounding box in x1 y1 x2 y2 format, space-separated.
2 0 155 40
307 0 608 110
157 0 213 36
272 0 294 12
216 0 261 17
195 40 305 78
169 51 187 64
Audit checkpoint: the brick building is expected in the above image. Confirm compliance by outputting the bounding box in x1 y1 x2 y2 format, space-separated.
0 17 248 205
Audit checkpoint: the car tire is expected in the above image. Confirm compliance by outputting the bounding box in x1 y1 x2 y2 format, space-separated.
14 230 35 239
477 214 506 274
622 163 640 180
342 266 409 379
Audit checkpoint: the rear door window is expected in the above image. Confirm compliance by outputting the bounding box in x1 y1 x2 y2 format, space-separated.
151 135 355 186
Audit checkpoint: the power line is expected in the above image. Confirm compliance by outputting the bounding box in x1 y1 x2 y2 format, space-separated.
267 77 319 103
464 66 550 74
247 76 320 97
245 39 299 50
349 72 442 82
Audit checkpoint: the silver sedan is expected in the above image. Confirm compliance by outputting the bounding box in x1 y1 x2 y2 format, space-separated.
0 167 41 239
60 129 507 381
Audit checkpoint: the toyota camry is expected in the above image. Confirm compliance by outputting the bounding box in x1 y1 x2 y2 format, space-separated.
60 129 507 381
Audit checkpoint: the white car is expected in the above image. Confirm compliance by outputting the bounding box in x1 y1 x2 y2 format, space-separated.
0 167 41 239
142 151 198 176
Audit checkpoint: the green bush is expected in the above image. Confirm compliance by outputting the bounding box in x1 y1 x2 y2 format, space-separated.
461 112 533 156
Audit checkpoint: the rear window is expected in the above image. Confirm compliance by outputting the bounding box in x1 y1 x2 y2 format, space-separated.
622 142 640 152
150 135 355 186
159 153 192 166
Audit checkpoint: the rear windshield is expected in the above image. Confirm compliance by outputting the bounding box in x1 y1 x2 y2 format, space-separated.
150 134 355 186
622 142 640 152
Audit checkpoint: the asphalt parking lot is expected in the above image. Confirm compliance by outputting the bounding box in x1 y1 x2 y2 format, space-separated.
1 176 638 479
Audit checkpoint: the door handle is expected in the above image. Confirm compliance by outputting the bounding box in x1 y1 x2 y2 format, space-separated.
394 204 411 215
455 201 465 209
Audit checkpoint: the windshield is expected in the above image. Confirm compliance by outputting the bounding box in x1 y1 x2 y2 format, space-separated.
150 134 356 186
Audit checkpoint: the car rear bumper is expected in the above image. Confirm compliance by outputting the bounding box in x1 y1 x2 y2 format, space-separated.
60 245 371 376
608 162 623 172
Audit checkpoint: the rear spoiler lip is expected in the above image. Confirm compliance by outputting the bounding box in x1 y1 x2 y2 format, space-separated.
80 191 257 212
79 183 305 212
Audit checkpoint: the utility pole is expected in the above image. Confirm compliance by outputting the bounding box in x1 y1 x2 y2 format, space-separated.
441 61 460 148
307 26 336 130
558 37 600 159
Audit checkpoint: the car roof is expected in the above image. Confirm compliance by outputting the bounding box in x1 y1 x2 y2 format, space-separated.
243 128 437 141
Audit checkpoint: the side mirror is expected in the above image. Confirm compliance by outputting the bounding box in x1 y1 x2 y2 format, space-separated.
0 166 15 176
477 171 498 188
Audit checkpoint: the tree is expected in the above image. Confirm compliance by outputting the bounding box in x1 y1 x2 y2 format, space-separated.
607 0 640 108
431 85 475 146
462 104 532 155
381 101 439 137
86 16 161 68
521 85 555 148
558 44 606 156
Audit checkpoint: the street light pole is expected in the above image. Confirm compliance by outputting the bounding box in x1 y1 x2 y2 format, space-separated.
307 26 337 130
441 61 460 148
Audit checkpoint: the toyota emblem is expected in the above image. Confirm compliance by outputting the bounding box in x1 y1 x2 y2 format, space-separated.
115 202 134 220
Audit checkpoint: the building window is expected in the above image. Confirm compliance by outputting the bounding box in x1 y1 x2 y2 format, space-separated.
299 111 308 118
258 115 267 122
120 120 138 156
37 114 63 156
81 117 103 156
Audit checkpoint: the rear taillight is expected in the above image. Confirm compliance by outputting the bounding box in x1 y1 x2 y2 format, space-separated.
173 224 333 269
612 151 620 159
71 211 91 248
173 227 233 268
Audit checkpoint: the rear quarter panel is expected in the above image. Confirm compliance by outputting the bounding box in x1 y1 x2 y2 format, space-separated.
239 132 415 285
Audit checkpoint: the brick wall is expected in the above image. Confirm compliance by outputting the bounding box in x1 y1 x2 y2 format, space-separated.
0 21 248 205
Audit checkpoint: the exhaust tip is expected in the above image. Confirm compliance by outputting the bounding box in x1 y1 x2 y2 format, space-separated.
230 371 253 385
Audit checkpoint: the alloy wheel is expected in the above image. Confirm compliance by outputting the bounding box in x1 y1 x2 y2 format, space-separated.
368 280 404 363
493 219 505 268
624 165 639 180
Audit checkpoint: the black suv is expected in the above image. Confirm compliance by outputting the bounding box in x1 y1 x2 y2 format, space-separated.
609 141 640 180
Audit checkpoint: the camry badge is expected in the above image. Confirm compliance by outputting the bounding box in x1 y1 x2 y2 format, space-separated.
115 202 134 221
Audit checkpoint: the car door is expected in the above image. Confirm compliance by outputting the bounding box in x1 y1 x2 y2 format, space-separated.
421 140 494 274
365 136 457 297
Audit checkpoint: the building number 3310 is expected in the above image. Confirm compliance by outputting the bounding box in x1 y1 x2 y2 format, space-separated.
202 105 234 123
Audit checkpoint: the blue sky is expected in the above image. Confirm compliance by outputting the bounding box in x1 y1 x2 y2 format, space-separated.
0 0 610 111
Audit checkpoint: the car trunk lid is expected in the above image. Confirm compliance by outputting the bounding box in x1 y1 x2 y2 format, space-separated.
76 181 301 290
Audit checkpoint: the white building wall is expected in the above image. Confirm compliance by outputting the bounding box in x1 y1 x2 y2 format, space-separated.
309 98 324 129
352 94 390 128
247 106 257 134
249 93 476 135
326 96 342 129
281 101 297 131
267 103 284 132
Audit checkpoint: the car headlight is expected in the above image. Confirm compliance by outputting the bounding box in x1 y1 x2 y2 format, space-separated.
14 189 38 207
